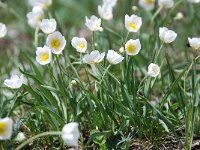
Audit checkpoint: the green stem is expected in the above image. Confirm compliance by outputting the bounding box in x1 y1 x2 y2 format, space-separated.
16 131 62 150
151 6 163 23
34 27 39 48
153 43 164 63
99 65 111 84
92 32 95 50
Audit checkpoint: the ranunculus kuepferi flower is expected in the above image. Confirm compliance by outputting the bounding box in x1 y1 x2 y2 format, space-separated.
125 14 142 33
28 0 52 9
62 122 80 147
187 0 200 3
46 31 66 54
158 0 174 9
125 39 141 56
103 0 117 7
71 37 87 53
0 117 13 140
148 63 160 77
4 75 24 89
85 15 103 32
188 37 200 50
0 23 7 38
159 27 177 43
106 50 124 64
83 50 105 64
98 4 113 20
39 19 57 34
36 45 52 65
27 6 44 28
139 0 155 11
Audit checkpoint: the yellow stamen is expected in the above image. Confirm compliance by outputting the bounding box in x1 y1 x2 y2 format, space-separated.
51 39 61 49
41 53 49 61
152 67 157 74
0 122 6 135
78 43 85 49
146 0 154 4
129 23 137 31
127 43 136 54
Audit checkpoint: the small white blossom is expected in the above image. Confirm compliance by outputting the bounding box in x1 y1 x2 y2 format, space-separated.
36 46 52 65
39 19 57 34
188 37 200 50
0 23 7 38
83 50 105 64
0 117 13 140
46 31 66 54
187 0 200 3
62 122 80 147
148 63 160 77
28 0 52 9
139 0 155 11
27 6 44 28
106 50 124 64
159 27 177 43
103 0 117 7
125 14 142 32
98 4 113 20
15 132 26 142
71 37 87 53
158 0 174 8
85 15 103 32
125 39 141 56
119 47 124 53
4 75 24 89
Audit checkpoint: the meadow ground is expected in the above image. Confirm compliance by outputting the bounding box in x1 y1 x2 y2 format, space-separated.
0 0 200 149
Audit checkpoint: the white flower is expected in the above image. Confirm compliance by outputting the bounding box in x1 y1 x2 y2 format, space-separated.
119 47 124 53
125 39 141 56
83 50 105 64
158 0 174 8
46 31 66 54
148 63 160 77
85 15 103 32
139 0 155 11
15 132 26 142
0 23 7 38
159 27 177 43
36 46 52 65
187 0 200 3
98 4 113 20
39 19 57 34
27 6 44 28
71 37 87 53
28 0 52 9
4 75 24 89
174 12 183 20
0 117 13 140
62 122 80 147
106 50 124 64
125 14 142 32
103 0 118 7
188 37 200 50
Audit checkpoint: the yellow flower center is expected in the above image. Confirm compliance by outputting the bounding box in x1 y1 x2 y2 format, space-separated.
78 43 85 49
41 53 49 61
0 122 6 135
146 0 154 4
152 67 157 74
129 23 137 31
127 43 136 53
51 39 61 49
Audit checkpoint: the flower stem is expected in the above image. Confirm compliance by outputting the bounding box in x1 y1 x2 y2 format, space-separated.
15 131 62 150
99 64 111 84
34 26 39 48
